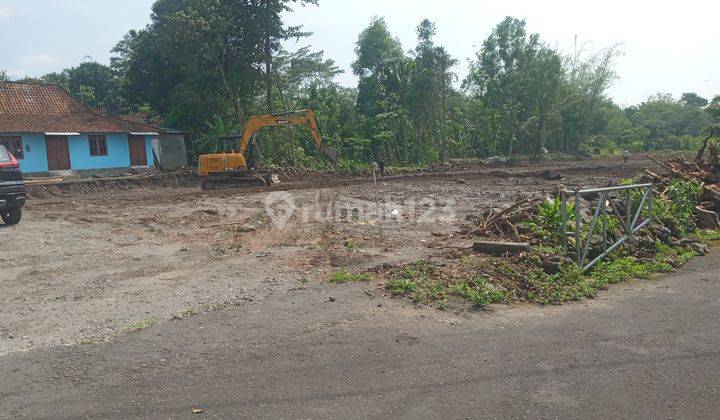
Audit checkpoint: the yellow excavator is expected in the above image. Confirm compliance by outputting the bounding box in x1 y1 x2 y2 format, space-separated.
198 109 339 190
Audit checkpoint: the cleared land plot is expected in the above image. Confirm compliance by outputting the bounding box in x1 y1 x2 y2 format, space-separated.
0 155 663 354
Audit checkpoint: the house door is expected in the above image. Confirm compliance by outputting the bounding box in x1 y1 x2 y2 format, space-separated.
45 136 71 171
129 136 147 166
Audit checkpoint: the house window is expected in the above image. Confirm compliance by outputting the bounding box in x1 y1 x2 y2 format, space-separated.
89 135 108 156
0 136 23 159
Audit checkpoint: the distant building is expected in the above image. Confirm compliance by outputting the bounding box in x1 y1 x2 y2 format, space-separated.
0 81 158 175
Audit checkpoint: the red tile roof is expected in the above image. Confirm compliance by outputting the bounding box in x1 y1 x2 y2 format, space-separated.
0 82 159 134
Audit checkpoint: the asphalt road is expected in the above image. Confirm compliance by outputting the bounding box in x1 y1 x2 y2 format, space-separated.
2 252 719 419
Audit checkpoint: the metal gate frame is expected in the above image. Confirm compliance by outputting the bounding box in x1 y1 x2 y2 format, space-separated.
561 183 654 272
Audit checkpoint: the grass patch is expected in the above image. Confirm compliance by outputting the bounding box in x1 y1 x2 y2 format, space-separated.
696 229 720 242
379 240 705 309
386 278 417 295
328 270 372 284
526 244 699 305
384 262 448 304
122 318 156 334
449 277 506 308
382 261 510 308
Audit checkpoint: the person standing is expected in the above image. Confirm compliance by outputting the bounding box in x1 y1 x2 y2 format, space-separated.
623 149 631 164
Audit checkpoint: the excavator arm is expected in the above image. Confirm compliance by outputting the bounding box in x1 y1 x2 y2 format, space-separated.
237 110 339 163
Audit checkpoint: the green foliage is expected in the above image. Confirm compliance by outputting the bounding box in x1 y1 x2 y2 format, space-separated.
696 229 720 242
667 179 702 233
328 271 372 284
19 8 714 168
590 257 653 290
626 93 712 150
524 197 574 244
527 243 699 305
122 318 157 333
526 265 596 304
384 262 448 304
449 277 506 308
386 278 417 295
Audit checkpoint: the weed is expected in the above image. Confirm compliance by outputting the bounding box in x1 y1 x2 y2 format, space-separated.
384 262 446 304
344 238 361 252
122 318 156 334
412 281 447 304
524 197 575 244
386 278 417 295
171 308 200 320
590 257 650 290
696 229 720 242
667 178 702 234
212 243 227 255
449 276 506 308
328 270 372 284
526 265 595 305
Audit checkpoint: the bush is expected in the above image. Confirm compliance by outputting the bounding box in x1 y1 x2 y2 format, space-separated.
667 179 702 234
523 197 574 244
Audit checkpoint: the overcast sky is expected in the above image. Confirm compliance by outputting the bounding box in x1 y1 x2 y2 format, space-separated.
1 0 718 106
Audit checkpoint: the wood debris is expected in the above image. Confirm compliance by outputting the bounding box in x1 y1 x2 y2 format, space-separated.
645 143 720 229
463 195 546 240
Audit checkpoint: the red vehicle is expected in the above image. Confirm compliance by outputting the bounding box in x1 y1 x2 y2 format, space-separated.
0 144 26 225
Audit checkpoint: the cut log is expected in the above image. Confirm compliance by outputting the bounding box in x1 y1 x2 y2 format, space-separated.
702 185 720 203
473 240 530 255
643 169 663 181
645 154 692 180
483 198 530 227
695 206 720 230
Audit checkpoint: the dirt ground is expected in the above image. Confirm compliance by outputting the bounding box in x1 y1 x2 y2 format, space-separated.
0 154 671 355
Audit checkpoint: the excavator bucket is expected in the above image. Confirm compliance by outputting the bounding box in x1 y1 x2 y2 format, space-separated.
323 147 340 164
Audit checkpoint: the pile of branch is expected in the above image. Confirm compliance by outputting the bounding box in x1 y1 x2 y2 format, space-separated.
463 195 547 240
644 141 720 229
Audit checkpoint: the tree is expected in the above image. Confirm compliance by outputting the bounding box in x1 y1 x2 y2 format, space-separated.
409 19 458 162
681 92 709 108
258 0 318 113
629 93 712 148
40 72 70 89
65 60 123 109
465 17 564 157
560 43 621 153
706 96 720 138
112 0 317 131
353 17 405 162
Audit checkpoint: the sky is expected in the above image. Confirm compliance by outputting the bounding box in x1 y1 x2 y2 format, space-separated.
1 0 718 106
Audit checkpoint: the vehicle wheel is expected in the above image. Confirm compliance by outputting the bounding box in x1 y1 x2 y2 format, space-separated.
1 208 22 225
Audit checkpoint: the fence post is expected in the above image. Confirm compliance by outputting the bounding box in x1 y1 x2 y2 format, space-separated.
601 192 608 253
575 191 581 266
561 189 568 248
626 190 632 231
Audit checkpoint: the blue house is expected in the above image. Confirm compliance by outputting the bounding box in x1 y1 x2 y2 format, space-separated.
0 81 157 176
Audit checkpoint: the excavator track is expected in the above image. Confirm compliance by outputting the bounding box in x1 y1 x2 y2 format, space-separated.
199 174 278 191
